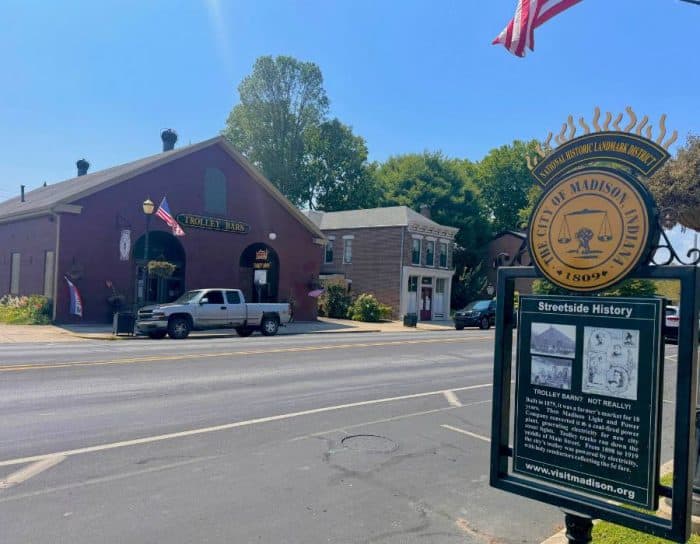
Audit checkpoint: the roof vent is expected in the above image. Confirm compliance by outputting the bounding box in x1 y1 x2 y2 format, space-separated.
419 204 431 219
161 129 178 152
20 185 25 202
76 158 90 177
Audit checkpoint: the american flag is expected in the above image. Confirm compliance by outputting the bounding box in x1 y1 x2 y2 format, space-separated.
493 0 582 57
64 276 83 317
155 197 185 237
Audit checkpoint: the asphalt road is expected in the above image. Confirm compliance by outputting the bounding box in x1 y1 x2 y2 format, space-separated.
0 330 681 544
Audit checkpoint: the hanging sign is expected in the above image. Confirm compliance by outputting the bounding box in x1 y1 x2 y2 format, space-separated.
176 213 250 234
513 295 663 509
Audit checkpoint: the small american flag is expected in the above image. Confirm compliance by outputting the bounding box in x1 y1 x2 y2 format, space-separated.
64 276 83 317
155 197 185 237
493 0 582 57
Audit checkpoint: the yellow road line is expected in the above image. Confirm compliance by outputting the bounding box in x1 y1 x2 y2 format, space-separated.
0 336 490 373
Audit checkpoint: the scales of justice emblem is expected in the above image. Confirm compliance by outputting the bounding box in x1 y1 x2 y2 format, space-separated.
526 106 676 292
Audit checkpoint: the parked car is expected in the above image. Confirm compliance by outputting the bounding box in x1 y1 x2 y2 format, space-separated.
454 299 496 330
135 288 291 339
664 305 679 343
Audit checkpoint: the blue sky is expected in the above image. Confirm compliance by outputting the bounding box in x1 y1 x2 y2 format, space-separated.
1 0 697 249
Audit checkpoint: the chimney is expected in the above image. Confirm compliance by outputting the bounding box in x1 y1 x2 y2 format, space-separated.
161 129 178 152
77 158 90 177
419 204 431 219
20 185 25 202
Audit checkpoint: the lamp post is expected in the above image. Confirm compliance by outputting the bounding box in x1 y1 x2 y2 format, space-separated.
142 198 155 304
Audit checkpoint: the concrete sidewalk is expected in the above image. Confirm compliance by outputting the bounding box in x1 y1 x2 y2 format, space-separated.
0 318 459 343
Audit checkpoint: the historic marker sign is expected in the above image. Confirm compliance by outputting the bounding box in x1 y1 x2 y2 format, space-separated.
529 168 657 291
513 295 663 509
487 108 700 542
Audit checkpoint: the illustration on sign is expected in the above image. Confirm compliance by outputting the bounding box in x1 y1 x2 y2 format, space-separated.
582 327 639 401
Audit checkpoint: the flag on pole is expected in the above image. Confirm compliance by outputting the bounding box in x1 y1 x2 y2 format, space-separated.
493 0 582 57
155 197 185 236
64 276 83 317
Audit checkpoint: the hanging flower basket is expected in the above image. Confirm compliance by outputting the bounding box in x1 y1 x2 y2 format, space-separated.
148 260 176 278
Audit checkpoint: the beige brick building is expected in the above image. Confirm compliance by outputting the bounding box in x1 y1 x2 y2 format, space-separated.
305 206 457 320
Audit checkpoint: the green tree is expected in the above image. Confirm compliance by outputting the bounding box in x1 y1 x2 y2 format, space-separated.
375 152 491 264
373 152 492 309
475 140 539 232
223 56 329 205
304 119 380 211
647 133 700 231
532 278 657 297
453 263 489 310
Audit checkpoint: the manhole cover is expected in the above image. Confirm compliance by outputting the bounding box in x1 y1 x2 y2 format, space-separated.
341 434 398 453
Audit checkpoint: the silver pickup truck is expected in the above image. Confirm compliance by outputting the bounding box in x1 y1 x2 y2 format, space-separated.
135 288 291 339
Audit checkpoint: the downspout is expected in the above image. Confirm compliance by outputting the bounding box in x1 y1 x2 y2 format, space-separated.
51 212 61 322
399 227 405 318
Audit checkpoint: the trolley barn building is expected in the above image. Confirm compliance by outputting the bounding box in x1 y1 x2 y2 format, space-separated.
0 133 325 323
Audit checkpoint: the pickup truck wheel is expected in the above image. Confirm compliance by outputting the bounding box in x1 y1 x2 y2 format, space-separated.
455 324 464 331
148 331 167 339
235 327 253 337
260 316 279 336
479 317 490 330
168 317 191 339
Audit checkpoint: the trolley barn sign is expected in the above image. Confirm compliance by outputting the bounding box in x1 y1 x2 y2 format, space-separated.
176 213 250 234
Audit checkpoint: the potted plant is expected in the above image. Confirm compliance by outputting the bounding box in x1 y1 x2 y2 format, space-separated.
147 260 176 278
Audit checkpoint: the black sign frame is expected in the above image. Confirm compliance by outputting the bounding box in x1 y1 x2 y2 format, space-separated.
513 294 663 509
490 265 700 543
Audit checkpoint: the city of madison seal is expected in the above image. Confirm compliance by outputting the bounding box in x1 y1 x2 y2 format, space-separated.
529 169 656 292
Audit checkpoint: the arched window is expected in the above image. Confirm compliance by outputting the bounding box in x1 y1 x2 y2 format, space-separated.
204 168 227 215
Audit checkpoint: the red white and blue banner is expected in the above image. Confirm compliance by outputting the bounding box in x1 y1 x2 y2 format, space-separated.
493 0 582 57
155 196 185 237
64 276 83 317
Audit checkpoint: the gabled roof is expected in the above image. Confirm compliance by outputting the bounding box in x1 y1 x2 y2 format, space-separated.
492 230 527 241
0 136 324 239
304 206 458 236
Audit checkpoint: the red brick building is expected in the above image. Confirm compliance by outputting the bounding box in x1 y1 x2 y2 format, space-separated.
0 133 325 323
486 230 533 295
306 206 457 320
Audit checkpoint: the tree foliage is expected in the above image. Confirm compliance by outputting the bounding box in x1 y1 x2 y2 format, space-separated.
374 152 491 266
475 140 539 232
453 263 489 310
532 278 657 298
304 119 380 210
224 56 329 205
647 134 700 231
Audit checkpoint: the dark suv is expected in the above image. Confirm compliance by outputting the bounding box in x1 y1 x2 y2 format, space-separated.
454 299 496 330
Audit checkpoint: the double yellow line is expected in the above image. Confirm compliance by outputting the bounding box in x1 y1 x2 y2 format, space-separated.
0 336 487 373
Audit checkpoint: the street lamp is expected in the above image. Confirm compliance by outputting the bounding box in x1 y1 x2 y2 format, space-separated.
142 198 155 304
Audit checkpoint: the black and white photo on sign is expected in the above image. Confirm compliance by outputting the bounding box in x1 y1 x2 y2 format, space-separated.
530 322 576 358
530 356 573 390
582 327 639 401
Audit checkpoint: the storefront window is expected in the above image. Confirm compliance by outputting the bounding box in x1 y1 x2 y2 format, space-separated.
343 239 352 264
325 241 333 264
439 242 448 267
426 241 435 266
411 238 421 265
408 276 418 292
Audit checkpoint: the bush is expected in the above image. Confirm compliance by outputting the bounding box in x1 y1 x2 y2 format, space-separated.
0 295 52 324
318 282 351 319
348 293 384 322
